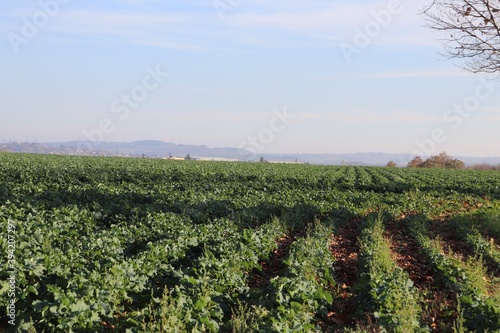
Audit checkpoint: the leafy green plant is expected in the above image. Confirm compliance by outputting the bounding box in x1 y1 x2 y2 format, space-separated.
1 153 500 331
357 216 422 332
403 215 500 332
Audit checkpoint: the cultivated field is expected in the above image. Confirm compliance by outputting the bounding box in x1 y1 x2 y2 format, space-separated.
1 153 500 332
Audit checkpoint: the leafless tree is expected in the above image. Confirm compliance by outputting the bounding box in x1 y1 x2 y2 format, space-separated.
422 0 500 74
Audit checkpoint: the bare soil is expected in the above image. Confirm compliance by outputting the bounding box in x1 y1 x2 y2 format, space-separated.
384 219 458 332
327 218 363 329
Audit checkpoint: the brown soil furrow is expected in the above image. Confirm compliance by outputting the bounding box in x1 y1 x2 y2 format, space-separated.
384 219 457 332
247 230 304 288
327 218 362 328
428 221 469 260
430 220 500 278
384 220 434 287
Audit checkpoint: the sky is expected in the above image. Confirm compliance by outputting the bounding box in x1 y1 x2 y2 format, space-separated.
1 0 500 157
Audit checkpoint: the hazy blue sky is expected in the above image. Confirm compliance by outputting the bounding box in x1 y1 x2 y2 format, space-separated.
1 0 499 156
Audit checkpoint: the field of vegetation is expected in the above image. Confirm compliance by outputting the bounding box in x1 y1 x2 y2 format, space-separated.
1 153 500 332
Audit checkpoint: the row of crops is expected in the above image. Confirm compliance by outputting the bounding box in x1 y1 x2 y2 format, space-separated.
1 153 500 332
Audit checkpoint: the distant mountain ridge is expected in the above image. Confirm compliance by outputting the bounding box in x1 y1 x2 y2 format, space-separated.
43 140 246 159
2 140 500 166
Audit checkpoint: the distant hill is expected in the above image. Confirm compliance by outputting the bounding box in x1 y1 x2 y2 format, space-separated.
41 140 247 159
2 140 500 166
270 152 417 166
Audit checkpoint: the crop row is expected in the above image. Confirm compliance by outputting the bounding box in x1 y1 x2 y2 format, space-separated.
1 153 500 332
402 215 500 331
357 216 421 332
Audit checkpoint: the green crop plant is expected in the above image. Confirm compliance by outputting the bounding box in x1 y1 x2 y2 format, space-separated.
403 215 500 332
357 216 422 332
1 153 500 331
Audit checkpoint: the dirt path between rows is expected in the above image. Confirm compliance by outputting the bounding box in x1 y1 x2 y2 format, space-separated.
384 219 433 288
429 219 500 278
327 218 362 329
248 228 306 288
428 220 469 260
384 219 457 332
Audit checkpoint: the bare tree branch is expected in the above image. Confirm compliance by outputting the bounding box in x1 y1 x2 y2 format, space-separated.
422 0 500 74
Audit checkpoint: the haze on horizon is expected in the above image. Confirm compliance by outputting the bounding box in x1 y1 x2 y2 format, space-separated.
1 0 500 157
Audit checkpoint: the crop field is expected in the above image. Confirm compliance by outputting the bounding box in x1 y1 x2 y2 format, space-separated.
1 153 500 332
